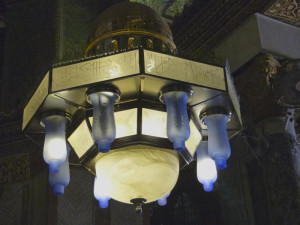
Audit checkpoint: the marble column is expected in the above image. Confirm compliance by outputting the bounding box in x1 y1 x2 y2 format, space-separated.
214 13 300 222
234 54 300 225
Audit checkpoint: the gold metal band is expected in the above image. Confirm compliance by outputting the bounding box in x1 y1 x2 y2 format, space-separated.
84 30 176 57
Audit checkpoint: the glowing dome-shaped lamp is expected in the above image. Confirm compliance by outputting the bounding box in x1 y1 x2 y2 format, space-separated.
92 145 179 207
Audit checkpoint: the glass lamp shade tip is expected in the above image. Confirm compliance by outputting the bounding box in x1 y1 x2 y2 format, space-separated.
53 184 65 196
49 161 62 174
157 198 167 206
173 140 185 152
99 198 109 209
98 141 110 153
203 182 214 192
98 141 111 153
157 192 170 206
215 157 227 170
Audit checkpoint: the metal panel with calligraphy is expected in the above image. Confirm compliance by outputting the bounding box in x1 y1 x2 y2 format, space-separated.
52 50 140 92
144 50 226 91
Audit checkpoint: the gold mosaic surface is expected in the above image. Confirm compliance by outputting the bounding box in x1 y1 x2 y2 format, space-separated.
265 0 300 26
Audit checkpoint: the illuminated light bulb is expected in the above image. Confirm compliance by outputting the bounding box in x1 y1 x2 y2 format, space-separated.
94 160 112 208
87 87 120 153
49 144 71 196
157 192 170 206
202 111 231 170
42 114 70 174
196 138 217 192
161 87 192 152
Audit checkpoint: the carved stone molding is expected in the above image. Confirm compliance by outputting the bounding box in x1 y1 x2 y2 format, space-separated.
0 149 45 184
234 53 283 123
271 59 300 108
0 154 30 184
255 54 281 87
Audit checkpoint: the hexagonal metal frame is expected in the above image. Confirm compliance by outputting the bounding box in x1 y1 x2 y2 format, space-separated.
23 48 242 166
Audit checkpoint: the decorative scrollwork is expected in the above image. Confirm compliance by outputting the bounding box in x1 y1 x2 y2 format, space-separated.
254 54 281 88
0 154 31 184
265 0 300 26
234 53 283 121
0 162 9 184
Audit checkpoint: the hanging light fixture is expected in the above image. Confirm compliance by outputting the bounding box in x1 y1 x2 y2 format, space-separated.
22 2 242 212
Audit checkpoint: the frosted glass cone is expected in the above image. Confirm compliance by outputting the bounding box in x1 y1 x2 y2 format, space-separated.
157 192 170 206
196 140 217 192
42 115 68 174
203 182 214 192
204 114 231 170
49 144 71 196
53 184 64 195
89 92 117 153
163 91 190 152
99 197 110 209
94 176 111 209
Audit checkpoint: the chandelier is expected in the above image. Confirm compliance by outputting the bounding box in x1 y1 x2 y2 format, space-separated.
22 2 241 212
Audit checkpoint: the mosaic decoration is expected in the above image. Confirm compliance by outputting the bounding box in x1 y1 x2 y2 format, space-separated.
130 0 193 22
265 0 300 26
171 0 277 54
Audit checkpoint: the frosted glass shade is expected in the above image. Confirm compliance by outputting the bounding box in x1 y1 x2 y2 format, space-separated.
42 115 69 173
162 91 190 152
204 114 231 170
49 144 71 195
89 91 117 153
94 146 179 204
94 176 111 208
196 139 217 192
